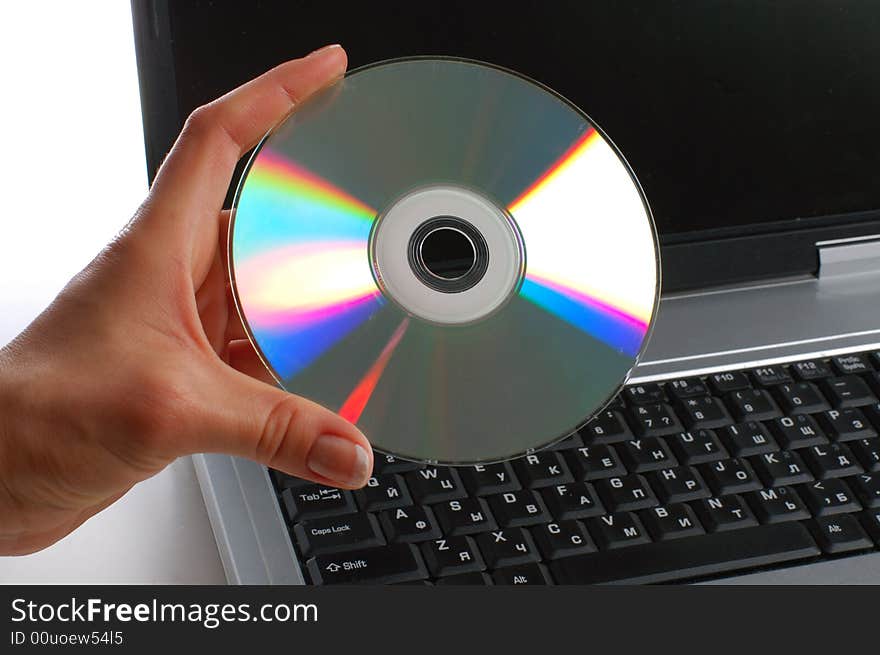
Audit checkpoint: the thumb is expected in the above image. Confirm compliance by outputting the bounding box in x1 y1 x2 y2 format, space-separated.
188 363 374 489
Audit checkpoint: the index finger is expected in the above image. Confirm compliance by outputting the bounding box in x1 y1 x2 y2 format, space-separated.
147 45 347 233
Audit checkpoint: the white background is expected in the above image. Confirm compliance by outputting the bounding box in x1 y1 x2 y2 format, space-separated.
0 2 223 583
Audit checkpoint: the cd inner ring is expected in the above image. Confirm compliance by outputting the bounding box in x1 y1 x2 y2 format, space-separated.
369 184 525 326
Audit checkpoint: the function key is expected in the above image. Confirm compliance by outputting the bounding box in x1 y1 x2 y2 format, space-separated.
627 403 683 437
624 383 667 405
791 359 833 381
821 376 878 408
281 484 357 522
719 422 778 457
724 388 782 421
808 514 873 554
513 451 574 488
709 370 752 394
580 409 631 444
818 408 878 442
294 513 385 557
773 382 830 415
751 365 793 387
405 467 467 504
667 377 709 400
832 353 873 375
459 462 520 496
768 414 828 449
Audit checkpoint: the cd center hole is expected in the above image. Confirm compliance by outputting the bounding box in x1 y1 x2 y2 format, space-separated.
419 227 476 280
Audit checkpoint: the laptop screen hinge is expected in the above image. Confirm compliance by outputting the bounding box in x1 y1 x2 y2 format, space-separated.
817 235 880 279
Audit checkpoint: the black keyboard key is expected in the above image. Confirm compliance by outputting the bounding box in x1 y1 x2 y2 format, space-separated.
372 454 423 475
791 359 833 381
421 536 485 577
492 562 553 585
773 382 830 415
405 467 466 504
872 352 880 370
281 485 357 522
531 520 596 559
379 505 441 543
624 383 666 405
434 572 493 585
752 450 814 486
567 444 626 480
800 443 864 479
700 458 762 495
271 469 309 490
719 422 778 456
355 474 412 511
850 473 880 508
542 482 605 520
476 528 540 568
596 474 658 511
867 373 880 398
588 512 652 549
678 396 732 429
513 451 574 488
669 429 728 464
821 375 877 408
752 365 793 386
709 371 752 394
694 494 759 532
799 479 862 516
851 438 880 472
768 414 828 449
745 486 810 524
459 462 520 496
819 408 878 442
725 389 782 421
628 403 683 437
866 404 880 430
861 509 880 544
433 498 497 536
808 514 874 554
551 523 819 584
294 513 385 557
640 503 704 540
580 410 632 444
651 466 711 503
667 377 709 400
488 490 551 527
307 543 427 585
832 353 873 375
618 436 678 472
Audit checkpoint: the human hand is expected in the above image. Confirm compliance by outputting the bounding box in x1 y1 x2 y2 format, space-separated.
0 45 373 555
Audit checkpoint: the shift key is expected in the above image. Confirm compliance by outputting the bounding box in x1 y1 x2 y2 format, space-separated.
307 544 428 585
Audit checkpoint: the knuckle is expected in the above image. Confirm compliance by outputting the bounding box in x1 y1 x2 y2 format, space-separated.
255 395 312 467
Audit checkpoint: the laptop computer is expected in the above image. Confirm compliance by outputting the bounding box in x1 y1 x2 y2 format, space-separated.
131 1 880 584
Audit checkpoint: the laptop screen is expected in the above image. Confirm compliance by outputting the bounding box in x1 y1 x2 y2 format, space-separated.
134 2 880 288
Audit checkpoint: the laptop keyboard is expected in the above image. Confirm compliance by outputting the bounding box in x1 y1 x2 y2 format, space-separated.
271 350 880 584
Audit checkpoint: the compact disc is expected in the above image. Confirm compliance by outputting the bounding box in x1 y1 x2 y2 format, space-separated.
229 58 660 464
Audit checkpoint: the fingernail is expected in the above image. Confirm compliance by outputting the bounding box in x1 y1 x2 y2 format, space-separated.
307 43 342 58
307 434 371 487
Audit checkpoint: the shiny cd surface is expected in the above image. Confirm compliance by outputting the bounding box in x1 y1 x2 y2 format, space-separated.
229 58 660 464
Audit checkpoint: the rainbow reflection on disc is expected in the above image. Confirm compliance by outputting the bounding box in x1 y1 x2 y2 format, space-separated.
230 58 660 464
